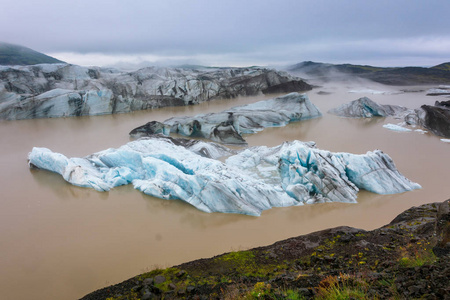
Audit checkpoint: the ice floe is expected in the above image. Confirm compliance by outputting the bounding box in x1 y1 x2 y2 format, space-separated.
382 124 412 132
348 89 400 95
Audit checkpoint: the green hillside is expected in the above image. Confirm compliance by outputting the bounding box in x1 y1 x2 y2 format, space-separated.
0 42 65 65
432 62 450 71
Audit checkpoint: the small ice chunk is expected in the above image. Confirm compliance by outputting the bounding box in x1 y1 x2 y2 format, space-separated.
383 123 412 132
348 89 399 95
414 129 428 134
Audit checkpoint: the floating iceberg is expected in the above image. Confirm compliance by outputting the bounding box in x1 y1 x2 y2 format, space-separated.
426 88 450 96
329 97 450 138
226 141 420 202
414 129 428 134
418 102 450 138
348 89 399 95
390 100 450 138
130 92 322 144
383 123 412 132
328 97 408 118
28 137 421 216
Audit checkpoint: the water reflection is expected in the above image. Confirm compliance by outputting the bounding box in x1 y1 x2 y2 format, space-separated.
29 168 110 200
331 115 387 126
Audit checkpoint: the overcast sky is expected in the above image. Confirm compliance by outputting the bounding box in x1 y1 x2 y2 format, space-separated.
2 0 450 68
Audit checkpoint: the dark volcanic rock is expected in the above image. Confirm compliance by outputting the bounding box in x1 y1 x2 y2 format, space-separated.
262 80 312 94
129 121 171 137
436 100 450 108
420 104 450 138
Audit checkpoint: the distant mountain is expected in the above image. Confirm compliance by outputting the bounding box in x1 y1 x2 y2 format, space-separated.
288 61 450 85
0 42 65 65
289 61 388 76
431 62 450 71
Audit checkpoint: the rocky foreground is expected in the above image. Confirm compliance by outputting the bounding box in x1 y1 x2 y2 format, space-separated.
0 64 311 120
81 200 449 300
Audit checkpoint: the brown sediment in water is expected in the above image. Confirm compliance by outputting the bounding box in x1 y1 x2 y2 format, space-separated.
81 200 450 300
0 84 448 300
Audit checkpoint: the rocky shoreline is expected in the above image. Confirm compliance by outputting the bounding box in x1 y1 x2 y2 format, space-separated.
81 199 449 300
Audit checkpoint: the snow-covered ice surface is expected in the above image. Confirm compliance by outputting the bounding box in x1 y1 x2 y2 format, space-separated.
440 139 450 143
28 137 421 216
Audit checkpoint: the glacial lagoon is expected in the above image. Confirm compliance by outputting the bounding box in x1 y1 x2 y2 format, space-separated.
0 82 449 300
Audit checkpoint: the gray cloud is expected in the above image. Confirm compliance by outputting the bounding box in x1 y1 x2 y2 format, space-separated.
1 0 449 67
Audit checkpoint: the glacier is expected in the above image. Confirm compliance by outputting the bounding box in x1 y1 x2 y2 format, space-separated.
0 64 312 120
130 92 322 144
28 136 421 216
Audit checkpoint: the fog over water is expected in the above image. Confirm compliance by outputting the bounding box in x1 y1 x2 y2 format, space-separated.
0 82 448 300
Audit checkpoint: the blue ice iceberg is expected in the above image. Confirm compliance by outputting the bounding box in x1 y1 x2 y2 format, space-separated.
28 137 421 216
226 141 421 204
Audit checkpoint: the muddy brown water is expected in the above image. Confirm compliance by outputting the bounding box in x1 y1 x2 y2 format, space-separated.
0 82 448 299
